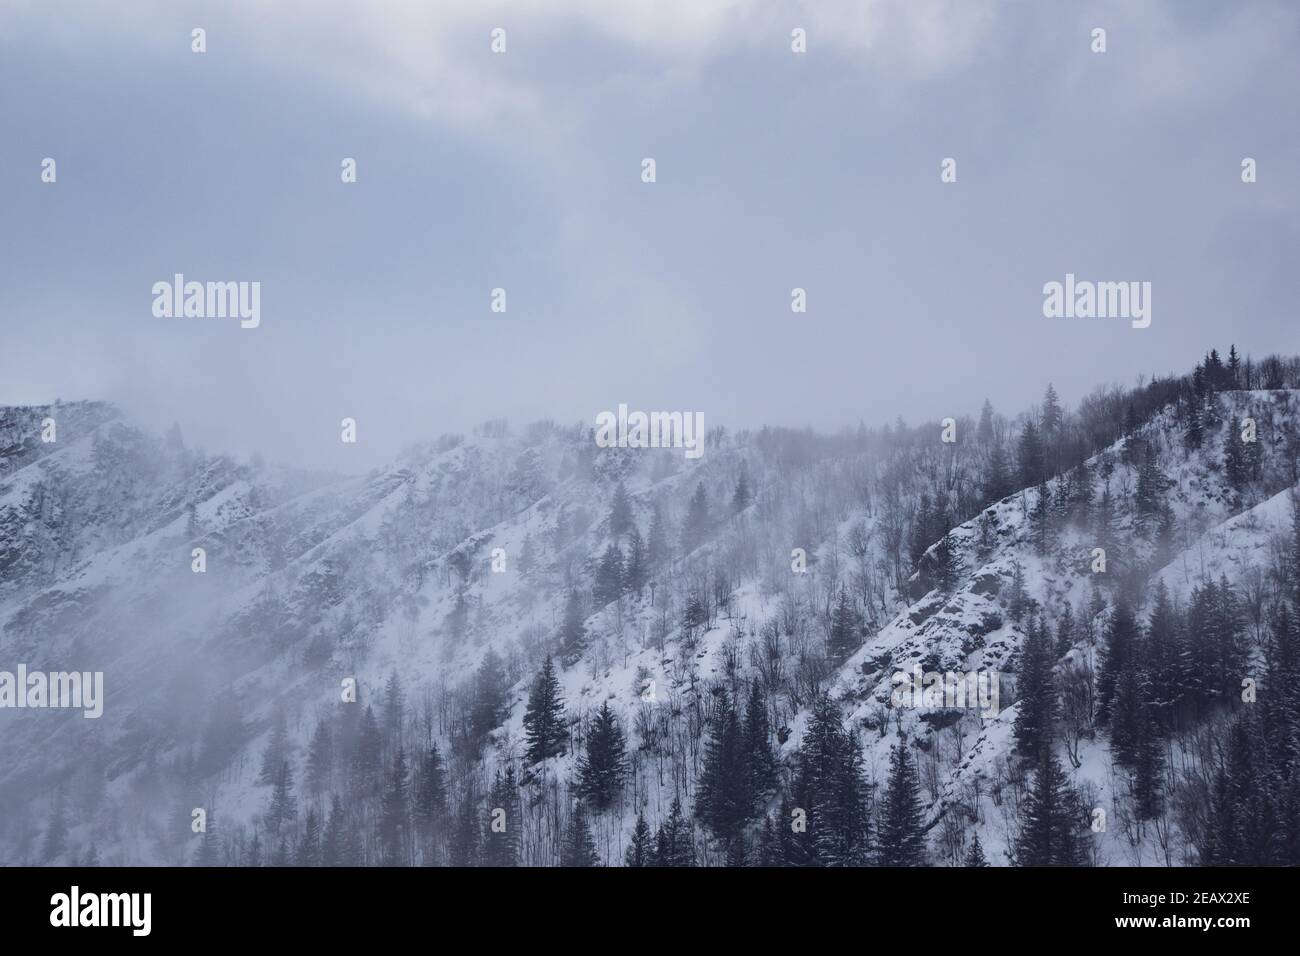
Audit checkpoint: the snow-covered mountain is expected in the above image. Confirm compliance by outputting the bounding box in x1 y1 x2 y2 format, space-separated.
2 372 1298 866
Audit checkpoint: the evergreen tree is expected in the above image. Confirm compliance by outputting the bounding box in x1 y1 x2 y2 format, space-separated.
827 587 862 660
877 744 927 866
696 690 749 844
754 813 784 866
576 701 628 811
351 704 382 797
646 504 670 570
482 767 521 867
741 680 780 812
731 462 753 515
378 747 411 865
1013 612 1058 763
1134 446 1164 534
1054 602 1076 657
470 649 510 749
296 808 322 867
321 796 349 867
964 832 989 867
381 670 405 749
622 525 648 596
976 399 996 446
1224 416 1247 490
1017 420 1046 488
523 656 569 764
266 761 299 835
414 742 448 837
1015 751 1085 866
932 533 963 593
1096 601 1138 725
594 543 625 606
624 813 654 867
258 708 291 786
680 482 711 554
194 809 221 866
984 443 1012 504
559 589 587 661
305 717 334 796
1041 383 1064 439
560 804 600 867
608 481 634 538
448 792 480 867
653 796 696 867
1030 481 1052 553
795 695 871 866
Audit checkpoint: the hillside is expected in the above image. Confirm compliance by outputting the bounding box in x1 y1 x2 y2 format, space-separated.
2 356 1299 867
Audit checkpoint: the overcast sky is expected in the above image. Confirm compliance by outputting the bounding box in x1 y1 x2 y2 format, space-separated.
1 0 1297 469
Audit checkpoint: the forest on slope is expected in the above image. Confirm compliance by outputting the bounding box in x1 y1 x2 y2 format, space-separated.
2 347 1300 866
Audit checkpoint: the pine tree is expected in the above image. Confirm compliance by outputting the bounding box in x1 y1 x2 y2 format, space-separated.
795 695 870 866
518 531 538 577
470 648 510 749
523 656 569 764
381 670 404 749
194 809 221 866
646 504 670 570
653 796 696 867
742 680 779 812
1134 446 1164 534
305 717 334 796
696 690 749 844
1030 480 1052 553
1015 751 1084 866
624 813 654 867
258 708 290 785
266 761 299 835
1054 602 1076 657
1224 416 1247 490
558 589 586 661
448 791 480 867
482 767 521 867
622 525 648 596
680 482 711 554
594 543 625 606
414 742 448 837
984 443 1012 504
560 804 600 867
731 462 753 515
754 813 784 866
1005 560 1030 624
877 744 927 866
379 747 410 865
1096 601 1138 725
296 808 322 866
576 701 628 811
932 533 963 593
351 704 382 797
964 832 989 867
827 587 861 660
976 399 996 446
1013 612 1058 763
1017 420 1046 488
608 481 634 538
